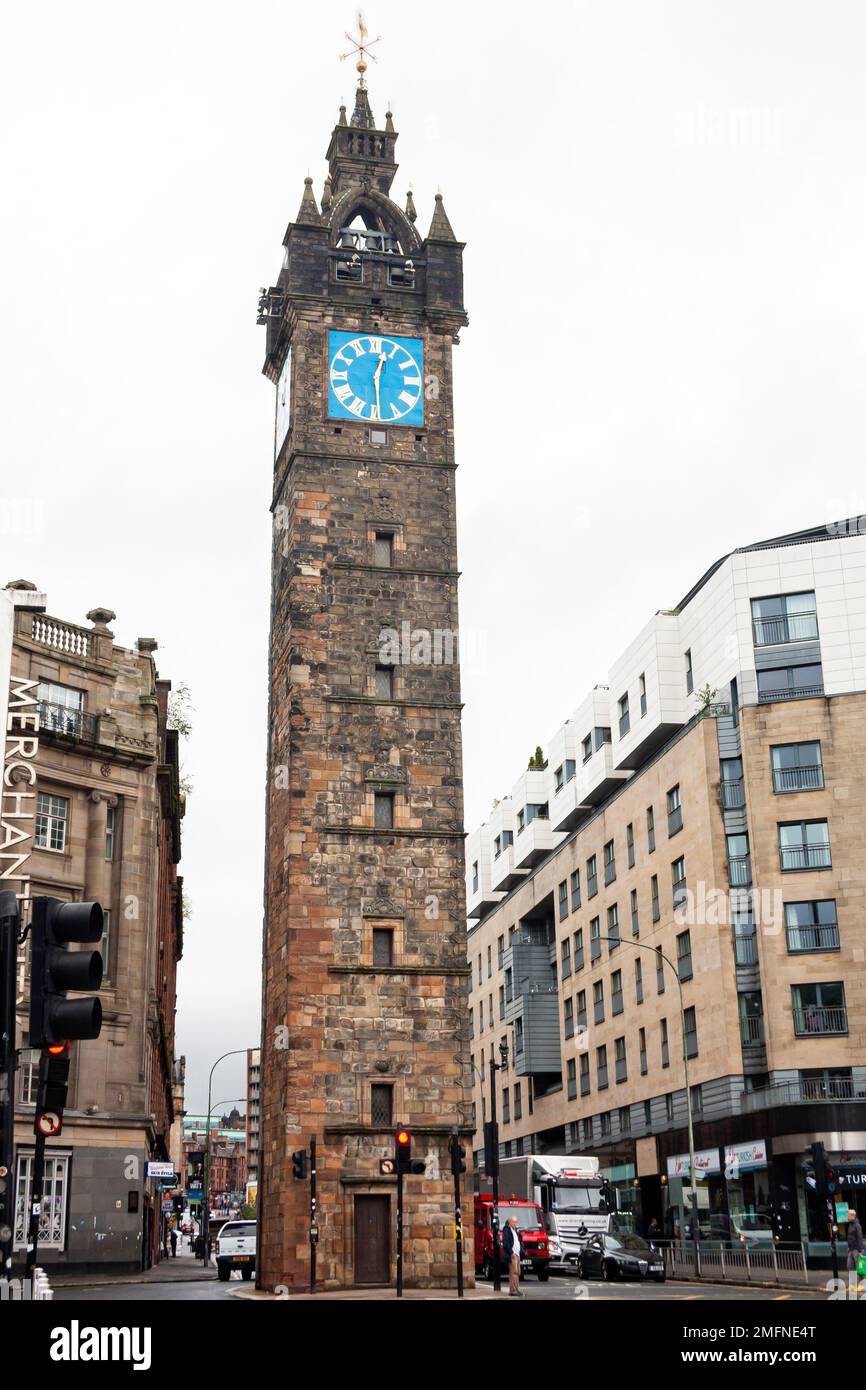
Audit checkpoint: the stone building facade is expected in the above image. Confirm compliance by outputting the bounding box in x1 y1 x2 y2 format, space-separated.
257 83 473 1290
3 582 184 1273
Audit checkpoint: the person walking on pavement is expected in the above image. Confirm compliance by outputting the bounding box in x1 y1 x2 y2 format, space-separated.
847 1208 864 1274
502 1216 524 1297
170 1225 178 1258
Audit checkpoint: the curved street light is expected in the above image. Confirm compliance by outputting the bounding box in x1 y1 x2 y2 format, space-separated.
201 1049 250 1265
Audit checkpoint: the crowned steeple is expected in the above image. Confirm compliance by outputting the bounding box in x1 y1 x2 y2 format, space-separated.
325 86 398 198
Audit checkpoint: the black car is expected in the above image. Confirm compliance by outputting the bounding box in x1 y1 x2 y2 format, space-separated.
577 1232 666 1282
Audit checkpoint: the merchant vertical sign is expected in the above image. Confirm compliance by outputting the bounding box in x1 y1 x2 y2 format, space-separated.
2 676 40 910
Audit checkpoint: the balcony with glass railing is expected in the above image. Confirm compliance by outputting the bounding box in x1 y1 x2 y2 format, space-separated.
728 855 752 886
780 843 831 872
722 779 745 809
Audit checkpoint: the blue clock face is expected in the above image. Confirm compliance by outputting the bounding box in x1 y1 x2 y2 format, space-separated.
328 330 424 427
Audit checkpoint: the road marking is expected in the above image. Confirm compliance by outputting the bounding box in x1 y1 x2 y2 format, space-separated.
681 1294 704 1299
774 1293 790 1300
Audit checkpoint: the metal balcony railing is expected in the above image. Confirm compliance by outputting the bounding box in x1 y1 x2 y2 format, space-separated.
38 701 97 741
734 935 758 966
752 611 818 646
793 1005 847 1036
773 765 824 793
619 712 630 738
722 779 745 809
668 806 683 836
759 684 824 703
780 843 831 871
741 1015 765 1046
740 1076 862 1111
786 923 840 953
728 856 752 886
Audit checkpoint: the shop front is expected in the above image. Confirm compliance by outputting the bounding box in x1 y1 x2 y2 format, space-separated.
663 1139 776 1245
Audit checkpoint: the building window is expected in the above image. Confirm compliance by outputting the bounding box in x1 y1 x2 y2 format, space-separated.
665 1093 675 1123
791 982 847 1036
587 855 598 899
582 734 592 763
570 870 581 911
626 822 635 869
784 900 839 953
600 1111 611 1137
615 1036 627 1084
514 1017 523 1055
590 917 601 963
582 1117 592 1144
779 820 831 872
502 1087 510 1124
374 792 395 829
639 672 647 718
604 839 616 886
619 1106 631 1136
771 741 824 793
651 875 660 923
558 879 569 921
105 806 116 861
635 958 643 1005
684 649 693 695
647 807 655 854
371 927 394 968
370 1084 393 1128
618 693 630 739
497 935 504 968
676 929 693 982
487 945 492 978
611 969 623 1015
667 785 682 836
375 664 395 699
15 1152 69 1251
35 793 69 853
564 759 575 782
672 856 687 908
576 989 587 1033
471 861 479 894
607 903 620 952
727 833 751 886
683 1006 698 1058
691 1084 703 1117
800 1067 853 1101
100 909 111 976
758 663 824 702
504 966 512 1002
597 1045 608 1090
593 979 604 1025
373 531 394 567
639 1028 647 1076
498 984 505 1020
751 591 818 646
660 1016 669 1067
579 1053 590 1097
18 1045 39 1104
477 954 483 987
564 996 574 1039
565 1059 577 1101
573 928 584 972
36 682 86 737
721 757 745 809
630 888 639 937
561 937 572 980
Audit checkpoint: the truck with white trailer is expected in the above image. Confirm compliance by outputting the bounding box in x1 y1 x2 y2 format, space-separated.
497 1154 619 1270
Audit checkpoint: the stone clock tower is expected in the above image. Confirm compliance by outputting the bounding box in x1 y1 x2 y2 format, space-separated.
257 71 473 1291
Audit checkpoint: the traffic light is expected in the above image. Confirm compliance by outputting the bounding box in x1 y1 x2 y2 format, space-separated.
292 1148 308 1180
29 897 104 1047
483 1120 499 1178
811 1141 828 1199
35 1041 70 1137
394 1129 425 1176
449 1130 466 1176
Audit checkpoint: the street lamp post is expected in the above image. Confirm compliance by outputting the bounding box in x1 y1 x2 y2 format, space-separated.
201 1050 249 1266
593 937 698 1275
487 1039 509 1293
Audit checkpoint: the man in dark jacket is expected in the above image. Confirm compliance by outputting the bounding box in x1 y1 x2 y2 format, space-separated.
502 1217 524 1297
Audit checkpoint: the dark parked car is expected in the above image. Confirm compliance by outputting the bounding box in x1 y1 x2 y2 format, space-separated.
577 1231 665 1282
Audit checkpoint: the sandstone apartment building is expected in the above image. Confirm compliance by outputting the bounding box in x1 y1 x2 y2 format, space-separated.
3 581 184 1273
466 523 866 1256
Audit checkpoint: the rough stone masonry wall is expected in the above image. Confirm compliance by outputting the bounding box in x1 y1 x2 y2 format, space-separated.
260 312 473 1290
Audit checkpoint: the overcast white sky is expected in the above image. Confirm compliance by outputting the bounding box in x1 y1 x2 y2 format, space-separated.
3 1 865 1111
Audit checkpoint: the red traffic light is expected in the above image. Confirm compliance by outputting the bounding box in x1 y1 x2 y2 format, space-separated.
396 1130 410 1147
47 1041 69 1056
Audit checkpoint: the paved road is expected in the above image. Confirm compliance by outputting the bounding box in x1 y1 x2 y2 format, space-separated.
52 1272 828 1302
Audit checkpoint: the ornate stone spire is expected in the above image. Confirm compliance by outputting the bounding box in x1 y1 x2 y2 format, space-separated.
405 189 417 224
321 174 332 215
350 84 376 129
295 176 322 226
427 191 456 241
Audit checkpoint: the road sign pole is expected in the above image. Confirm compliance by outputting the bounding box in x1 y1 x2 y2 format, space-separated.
0 891 19 1281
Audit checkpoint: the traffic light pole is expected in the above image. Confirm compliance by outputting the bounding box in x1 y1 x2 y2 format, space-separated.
396 1168 404 1298
24 1050 49 1280
452 1159 464 1299
489 1053 502 1293
0 892 19 1281
309 1136 317 1294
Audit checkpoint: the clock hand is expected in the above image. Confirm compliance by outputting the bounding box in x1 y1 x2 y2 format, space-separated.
373 353 386 420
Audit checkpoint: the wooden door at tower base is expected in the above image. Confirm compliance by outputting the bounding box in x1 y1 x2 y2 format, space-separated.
354 1194 391 1285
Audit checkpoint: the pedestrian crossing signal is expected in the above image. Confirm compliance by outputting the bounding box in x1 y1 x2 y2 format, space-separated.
292 1148 308 1180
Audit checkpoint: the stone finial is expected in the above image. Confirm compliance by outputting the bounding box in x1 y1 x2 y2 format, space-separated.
4 579 37 591
295 175 323 227
321 174 332 213
86 606 116 634
385 109 395 133
427 191 456 241
405 189 417 224
137 637 159 655
338 103 348 126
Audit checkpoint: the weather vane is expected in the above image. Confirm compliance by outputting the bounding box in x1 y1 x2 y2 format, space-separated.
339 12 381 90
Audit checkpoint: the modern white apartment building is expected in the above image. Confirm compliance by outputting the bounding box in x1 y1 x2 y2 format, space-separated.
466 522 866 1256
